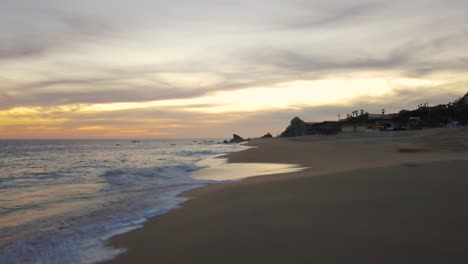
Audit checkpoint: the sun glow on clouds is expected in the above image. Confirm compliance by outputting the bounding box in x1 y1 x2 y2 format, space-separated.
76 125 167 135
0 75 455 138
76 126 108 131
0 107 69 126
83 77 439 113
1 0 467 139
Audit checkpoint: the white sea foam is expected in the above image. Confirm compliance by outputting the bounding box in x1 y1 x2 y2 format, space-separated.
0 139 248 264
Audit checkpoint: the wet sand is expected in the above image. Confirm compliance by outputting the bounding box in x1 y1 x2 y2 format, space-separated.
104 127 468 264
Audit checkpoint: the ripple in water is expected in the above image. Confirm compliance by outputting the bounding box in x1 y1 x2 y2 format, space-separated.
0 139 247 264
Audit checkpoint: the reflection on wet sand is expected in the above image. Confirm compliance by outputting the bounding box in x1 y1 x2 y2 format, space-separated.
191 156 305 181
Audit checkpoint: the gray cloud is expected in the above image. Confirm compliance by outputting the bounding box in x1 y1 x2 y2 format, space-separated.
277 2 386 30
239 29 468 79
1 0 468 131
0 3 112 60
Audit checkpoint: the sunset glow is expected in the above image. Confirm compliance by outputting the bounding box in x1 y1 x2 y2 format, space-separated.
1 1 467 138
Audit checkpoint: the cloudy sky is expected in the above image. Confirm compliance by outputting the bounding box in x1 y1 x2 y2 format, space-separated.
1 0 467 138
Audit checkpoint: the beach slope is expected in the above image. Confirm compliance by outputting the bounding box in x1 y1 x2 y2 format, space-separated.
105 128 468 264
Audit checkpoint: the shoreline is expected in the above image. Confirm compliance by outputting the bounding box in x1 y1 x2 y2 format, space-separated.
103 127 468 264
0 140 249 264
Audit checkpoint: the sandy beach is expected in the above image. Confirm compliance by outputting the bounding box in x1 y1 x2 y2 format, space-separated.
104 127 468 264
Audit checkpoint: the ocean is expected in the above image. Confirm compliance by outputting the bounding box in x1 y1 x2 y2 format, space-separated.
0 139 247 264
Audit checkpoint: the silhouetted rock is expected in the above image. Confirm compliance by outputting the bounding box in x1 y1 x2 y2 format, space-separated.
229 134 246 143
222 134 246 144
261 133 273 139
462 92 468 105
290 116 305 127
280 117 310 137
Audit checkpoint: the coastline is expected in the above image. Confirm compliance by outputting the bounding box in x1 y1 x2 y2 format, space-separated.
103 127 468 264
0 140 249 264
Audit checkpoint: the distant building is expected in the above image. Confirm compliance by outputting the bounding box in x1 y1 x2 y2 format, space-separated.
447 120 461 127
280 117 341 137
409 117 422 129
368 113 398 120
342 125 370 133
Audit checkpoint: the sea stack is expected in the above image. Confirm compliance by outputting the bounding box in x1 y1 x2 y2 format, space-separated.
223 134 246 143
280 117 309 137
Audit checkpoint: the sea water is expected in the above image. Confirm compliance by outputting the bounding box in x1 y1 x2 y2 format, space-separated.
0 139 247 264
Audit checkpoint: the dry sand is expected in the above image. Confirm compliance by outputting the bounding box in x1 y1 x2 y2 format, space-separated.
104 127 468 264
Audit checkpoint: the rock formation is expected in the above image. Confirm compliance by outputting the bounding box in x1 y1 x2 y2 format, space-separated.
223 134 246 143
261 133 273 139
462 92 468 105
280 117 311 137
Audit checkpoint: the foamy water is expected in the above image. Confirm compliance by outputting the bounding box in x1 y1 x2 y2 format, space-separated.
0 139 247 264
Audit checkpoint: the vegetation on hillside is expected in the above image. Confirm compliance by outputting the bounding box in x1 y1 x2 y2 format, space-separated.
342 93 468 128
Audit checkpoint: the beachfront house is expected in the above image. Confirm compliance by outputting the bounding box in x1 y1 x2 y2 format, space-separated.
409 117 422 129
280 117 342 136
367 113 398 121
342 125 369 133
447 120 461 127
365 113 401 131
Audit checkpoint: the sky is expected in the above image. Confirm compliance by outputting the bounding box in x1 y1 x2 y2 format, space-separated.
0 0 467 138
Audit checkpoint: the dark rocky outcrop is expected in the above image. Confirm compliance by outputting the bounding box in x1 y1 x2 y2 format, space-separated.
261 133 273 139
223 134 246 144
280 117 341 137
280 117 311 137
462 92 468 105
230 134 245 143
